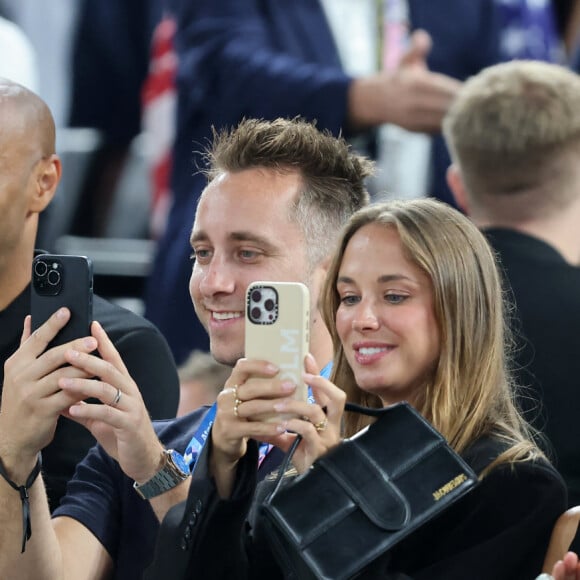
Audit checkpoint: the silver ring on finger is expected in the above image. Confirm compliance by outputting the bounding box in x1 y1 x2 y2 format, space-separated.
109 387 122 407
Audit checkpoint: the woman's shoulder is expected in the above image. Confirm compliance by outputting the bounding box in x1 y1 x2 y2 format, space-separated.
461 434 511 473
463 434 566 496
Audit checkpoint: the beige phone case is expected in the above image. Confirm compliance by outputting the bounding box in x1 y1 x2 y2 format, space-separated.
245 281 310 418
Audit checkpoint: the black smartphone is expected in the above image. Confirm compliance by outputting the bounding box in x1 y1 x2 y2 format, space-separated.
31 254 94 349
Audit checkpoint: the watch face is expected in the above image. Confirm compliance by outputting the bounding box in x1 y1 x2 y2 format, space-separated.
169 450 190 475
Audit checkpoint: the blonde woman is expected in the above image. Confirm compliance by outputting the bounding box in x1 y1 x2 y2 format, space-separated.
316 198 566 577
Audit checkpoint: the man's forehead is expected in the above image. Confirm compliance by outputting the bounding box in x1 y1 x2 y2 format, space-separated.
205 167 302 200
190 168 303 244
193 186 295 225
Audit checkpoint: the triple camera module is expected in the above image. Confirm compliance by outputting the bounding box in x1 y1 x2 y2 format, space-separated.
247 285 279 325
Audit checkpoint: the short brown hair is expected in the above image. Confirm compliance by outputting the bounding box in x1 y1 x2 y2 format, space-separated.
203 117 373 266
443 61 580 219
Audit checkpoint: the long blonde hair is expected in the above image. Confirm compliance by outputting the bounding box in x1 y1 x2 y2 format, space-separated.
321 199 541 470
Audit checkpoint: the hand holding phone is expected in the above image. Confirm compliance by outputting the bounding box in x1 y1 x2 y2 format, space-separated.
244 281 310 420
31 254 94 349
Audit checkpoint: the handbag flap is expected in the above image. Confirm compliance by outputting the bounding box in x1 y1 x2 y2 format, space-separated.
318 440 411 531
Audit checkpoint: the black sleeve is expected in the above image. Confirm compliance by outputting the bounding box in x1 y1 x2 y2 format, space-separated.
170 0 351 136
385 460 567 579
51 444 126 558
145 438 260 580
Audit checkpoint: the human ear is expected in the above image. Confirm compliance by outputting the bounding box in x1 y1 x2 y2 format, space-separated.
446 164 470 215
29 154 62 212
312 256 332 299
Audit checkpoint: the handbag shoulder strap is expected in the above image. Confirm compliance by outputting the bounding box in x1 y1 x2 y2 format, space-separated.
345 401 388 416
264 434 303 504
265 402 392 504
265 402 433 505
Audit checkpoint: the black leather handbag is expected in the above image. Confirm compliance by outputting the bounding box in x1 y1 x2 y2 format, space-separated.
260 401 479 580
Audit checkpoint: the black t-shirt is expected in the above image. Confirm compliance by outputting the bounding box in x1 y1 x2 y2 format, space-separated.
486 228 580 551
0 285 179 509
485 230 580 501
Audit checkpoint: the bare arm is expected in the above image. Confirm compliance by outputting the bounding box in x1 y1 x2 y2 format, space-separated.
1 475 113 580
0 310 109 579
0 468 63 579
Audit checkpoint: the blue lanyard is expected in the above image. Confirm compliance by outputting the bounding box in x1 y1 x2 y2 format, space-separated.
320 361 332 380
183 406 215 468
183 362 333 471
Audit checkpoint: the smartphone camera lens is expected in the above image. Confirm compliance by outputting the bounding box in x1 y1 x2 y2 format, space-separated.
251 290 262 303
47 269 61 286
34 260 48 277
264 299 275 312
251 306 261 321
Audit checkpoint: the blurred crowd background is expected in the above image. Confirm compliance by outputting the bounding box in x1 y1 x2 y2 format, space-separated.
0 0 578 366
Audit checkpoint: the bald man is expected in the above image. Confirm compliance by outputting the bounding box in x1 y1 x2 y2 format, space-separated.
0 78 179 509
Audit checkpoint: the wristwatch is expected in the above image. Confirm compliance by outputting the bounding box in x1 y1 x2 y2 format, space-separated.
133 449 190 500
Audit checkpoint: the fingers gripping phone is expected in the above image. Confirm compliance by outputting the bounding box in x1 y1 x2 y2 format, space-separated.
31 254 94 350
245 282 310 419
